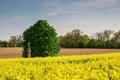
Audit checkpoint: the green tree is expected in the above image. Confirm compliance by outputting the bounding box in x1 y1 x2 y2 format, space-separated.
0 40 8 47
9 36 17 47
94 32 105 48
58 29 82 48
87 39 96 48
103 30 113 48
58 36 65 47
16 35 23 47
22 20 60 57
93 30 113 48
72 29 82 47
78 35 90 48
9 35 23 47
112 31 120 48
63 32 74 48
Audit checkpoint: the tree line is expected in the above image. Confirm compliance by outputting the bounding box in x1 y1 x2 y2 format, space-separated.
58 29 120 48
0 29 120 48
0 35 23 47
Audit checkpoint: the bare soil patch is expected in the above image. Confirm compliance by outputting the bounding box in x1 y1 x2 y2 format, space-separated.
0 48 23 58
59 48 120 56
0 48 120 58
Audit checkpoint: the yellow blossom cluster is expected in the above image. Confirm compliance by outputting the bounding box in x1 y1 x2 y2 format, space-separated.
0 52 120 80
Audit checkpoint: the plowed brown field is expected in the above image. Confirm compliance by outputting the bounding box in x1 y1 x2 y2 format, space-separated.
0 48 120 58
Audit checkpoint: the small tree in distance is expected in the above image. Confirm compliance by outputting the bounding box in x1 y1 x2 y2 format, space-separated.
22 20 60 57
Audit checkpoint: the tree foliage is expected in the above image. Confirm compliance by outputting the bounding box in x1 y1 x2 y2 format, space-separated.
58 29 82 48
9 35 23 47
59 29 120 48
78 35 90 48
0 40 8 47
22 20 60 57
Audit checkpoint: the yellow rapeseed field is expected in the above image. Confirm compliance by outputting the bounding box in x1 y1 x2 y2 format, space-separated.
0 52 120 80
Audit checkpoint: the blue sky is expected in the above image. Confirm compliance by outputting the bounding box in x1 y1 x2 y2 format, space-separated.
0 0 120 40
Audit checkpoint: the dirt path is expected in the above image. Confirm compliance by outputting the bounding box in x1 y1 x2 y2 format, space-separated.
0 48 120 58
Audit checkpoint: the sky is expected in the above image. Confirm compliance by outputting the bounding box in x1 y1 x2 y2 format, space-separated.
0 0 120 40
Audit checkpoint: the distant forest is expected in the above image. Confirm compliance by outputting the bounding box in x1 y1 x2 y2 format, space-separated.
0 29 120 48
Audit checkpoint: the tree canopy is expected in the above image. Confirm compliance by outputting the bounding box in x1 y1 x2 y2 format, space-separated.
22 20 60 57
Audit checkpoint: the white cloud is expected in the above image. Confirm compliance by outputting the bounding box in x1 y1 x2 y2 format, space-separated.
47 0 120 16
